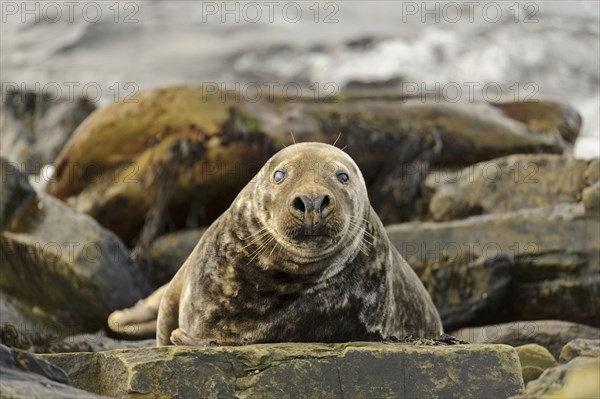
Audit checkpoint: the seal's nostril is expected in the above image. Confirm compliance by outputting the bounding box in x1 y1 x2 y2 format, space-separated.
293 195 313 213
320 195 330 212
293 197 305 212
313 194 330 214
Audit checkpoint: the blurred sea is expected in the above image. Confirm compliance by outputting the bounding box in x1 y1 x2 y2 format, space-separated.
1 0 598 158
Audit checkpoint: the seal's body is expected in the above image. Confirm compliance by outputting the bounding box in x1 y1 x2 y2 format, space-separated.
157 143 442 346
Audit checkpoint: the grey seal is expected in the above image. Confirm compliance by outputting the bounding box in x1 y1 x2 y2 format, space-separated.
157 142 442 345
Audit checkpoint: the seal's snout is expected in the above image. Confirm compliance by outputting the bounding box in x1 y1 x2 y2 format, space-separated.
289 192 335 235
292 194 330 214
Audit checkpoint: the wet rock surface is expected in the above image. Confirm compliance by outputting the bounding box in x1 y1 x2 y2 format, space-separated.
42 343 524 399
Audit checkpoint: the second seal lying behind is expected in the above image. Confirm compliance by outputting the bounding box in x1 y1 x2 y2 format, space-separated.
157 142 442 346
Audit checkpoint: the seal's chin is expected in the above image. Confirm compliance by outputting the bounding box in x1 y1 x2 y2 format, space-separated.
292 234 336 250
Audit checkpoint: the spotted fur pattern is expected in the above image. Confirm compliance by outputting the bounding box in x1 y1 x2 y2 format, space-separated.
157 143 442 345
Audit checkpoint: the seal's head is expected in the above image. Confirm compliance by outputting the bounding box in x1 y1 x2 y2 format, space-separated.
248 142 369 263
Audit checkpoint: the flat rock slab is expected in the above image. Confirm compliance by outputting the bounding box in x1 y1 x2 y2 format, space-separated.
43 342 524 399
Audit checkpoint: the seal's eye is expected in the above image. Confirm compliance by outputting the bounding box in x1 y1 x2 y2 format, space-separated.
336 172 350 184
273 170 286 184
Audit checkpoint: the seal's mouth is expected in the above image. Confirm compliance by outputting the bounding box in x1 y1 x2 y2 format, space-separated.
290 230 336 250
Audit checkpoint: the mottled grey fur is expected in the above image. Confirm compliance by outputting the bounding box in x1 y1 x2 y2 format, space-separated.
157 143 442 346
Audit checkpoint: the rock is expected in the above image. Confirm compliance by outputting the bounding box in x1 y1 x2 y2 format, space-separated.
0 90 95 175
583 181 600 213
0 291 69 347
515 344 557 383
513 357 599 399
410 251 512 330
148 228 205 286
559 339 600 363
0 321 154 354
46 86 275 245
45 87 578 243
1 164 151 330
51 334 155 353
0 158 37 230
541 360 600 399
584 159 599 186
387 204 600 328
451 320 600 359
42 343 524 398
491 101 582 145
0 344 107 398
426 155 594 221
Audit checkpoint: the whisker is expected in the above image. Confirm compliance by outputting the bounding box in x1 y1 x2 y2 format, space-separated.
332 132 342 147
240 226 268 240
347 219 375 240
247 236 275 265
267 241 278 258
241 230 272 249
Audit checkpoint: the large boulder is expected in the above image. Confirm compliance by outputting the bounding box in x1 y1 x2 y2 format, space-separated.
44 87 578 243
1 160 151 330
0 344 107 398
43 342 524 398
426 155 596 221
387 203 599 329
0 90 95 175
451 320 600 359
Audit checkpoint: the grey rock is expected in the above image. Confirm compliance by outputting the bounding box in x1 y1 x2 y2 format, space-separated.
512 356 600 398
412 251 512 330
583 181 600 213
0 90 95 174
42 342 524 399
148 228 205 286
0 158 37 230
1 164 151 330
0 344 107 398
451 320 600 359
387 204 599 328
426 154 594 222
559 338 600 363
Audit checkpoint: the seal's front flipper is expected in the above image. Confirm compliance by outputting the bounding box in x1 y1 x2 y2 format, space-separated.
108 283 167 338
170 328 212 346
